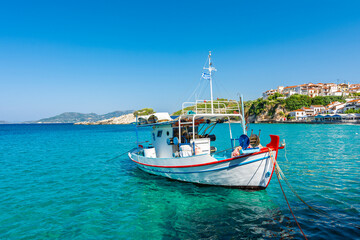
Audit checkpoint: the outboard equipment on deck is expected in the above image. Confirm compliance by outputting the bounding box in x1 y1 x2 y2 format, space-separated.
249 129 261 147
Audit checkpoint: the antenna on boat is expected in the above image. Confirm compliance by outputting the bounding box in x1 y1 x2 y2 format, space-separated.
204 51 217 114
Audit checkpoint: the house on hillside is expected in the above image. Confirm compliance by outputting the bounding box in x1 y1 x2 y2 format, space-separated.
338 83 349 92
262 89 277 99
277 86 284 94
262 82 359 100
310 105 326 115
283 85 301 98
350 84 360 88
330 90 343 96
289 109 307 120
301 107 314 116
343 99 360 112
320 83 338 96
308 87 321 98
322 102 346 114
349 87 360 94
326 101 341 109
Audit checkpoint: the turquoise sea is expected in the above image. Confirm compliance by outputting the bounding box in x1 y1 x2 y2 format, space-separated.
0 123 359 239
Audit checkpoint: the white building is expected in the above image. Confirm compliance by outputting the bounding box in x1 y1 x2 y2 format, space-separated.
262 89 277 99
283 85 301 98
263 82 359 99
310 105 326 115
289 109 307 120
301 107 314 116
349 87 360 94
308 87 321 98
320 83 338 96
322 102 346 114
277 86 284 94
343 99 360 112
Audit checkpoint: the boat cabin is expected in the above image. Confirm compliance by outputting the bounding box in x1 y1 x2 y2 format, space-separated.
135 97 250 160
133 51 261 160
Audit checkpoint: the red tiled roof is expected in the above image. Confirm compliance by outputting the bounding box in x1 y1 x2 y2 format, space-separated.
333 103 344 107
284 85 299 89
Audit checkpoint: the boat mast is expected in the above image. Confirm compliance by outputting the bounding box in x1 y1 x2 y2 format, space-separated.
204 51 216 114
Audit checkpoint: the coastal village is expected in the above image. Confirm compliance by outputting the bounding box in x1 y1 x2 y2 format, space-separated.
260 82 360 123
73 82 360 125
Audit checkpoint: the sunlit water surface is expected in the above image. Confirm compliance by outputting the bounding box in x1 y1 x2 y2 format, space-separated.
0 123 359 239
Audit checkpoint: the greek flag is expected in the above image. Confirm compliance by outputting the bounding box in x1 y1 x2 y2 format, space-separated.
201 72 210 80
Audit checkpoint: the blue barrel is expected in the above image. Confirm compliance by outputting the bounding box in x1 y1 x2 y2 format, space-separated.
238 134 250 149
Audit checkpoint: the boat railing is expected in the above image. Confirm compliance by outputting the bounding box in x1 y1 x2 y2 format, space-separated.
181 100 241 115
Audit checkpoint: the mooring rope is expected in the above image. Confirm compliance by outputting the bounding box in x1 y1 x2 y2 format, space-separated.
268 149 308 240
284 141 288 161
275 149 360 230
275 162 328 216
106 148 134 162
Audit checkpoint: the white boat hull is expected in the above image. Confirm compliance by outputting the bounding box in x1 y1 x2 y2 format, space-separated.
128 148 277 190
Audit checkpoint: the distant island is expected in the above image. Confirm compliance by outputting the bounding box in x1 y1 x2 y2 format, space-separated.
74 108 155 125
25 110 134 124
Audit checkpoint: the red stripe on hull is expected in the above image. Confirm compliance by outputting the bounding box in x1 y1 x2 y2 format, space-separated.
130 147 274 169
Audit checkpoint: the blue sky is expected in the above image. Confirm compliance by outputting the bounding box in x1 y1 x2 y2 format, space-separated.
1 0 360 122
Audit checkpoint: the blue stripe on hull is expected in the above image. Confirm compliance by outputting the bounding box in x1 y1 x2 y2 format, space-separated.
137 156 270 174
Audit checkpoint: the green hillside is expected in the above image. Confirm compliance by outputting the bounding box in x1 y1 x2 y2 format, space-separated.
30 110 133 123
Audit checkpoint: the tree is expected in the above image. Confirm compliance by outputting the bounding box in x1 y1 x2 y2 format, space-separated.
345 108 360 114
285 94 311 111
268 93 284 101
248 98 268 116
311 96 345 106
133 108 155 116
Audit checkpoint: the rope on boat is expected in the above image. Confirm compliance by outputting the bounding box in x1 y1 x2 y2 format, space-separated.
268 150 308 240
284 140 288 161
270 148 360 235
275 162 329 216
276 149 360 230
106 141 149 162
106 149 133 162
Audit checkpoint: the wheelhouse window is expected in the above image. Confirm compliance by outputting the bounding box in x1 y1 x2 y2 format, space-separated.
157 130 163 138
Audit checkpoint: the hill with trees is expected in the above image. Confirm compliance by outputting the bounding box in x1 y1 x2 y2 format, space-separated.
246 94 346 122
28 110 134 123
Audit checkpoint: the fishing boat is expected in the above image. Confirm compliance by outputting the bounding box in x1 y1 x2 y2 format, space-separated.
128 52 283 189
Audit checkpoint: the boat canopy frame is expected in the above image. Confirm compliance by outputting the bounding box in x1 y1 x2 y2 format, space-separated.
177 112 246 145
134 51 248 151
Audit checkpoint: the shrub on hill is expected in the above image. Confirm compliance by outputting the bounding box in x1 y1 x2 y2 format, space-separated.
310 96 346 106
345 109 360 114
349 93 360 97
267 93 284 101
285 95 312 111
284 95 345 111
248 98 269 116
133 108 155 116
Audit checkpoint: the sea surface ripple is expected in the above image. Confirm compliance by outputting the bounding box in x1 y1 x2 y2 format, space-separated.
0 123 359 239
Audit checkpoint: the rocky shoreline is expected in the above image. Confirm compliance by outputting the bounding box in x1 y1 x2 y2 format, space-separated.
74 113 136 125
